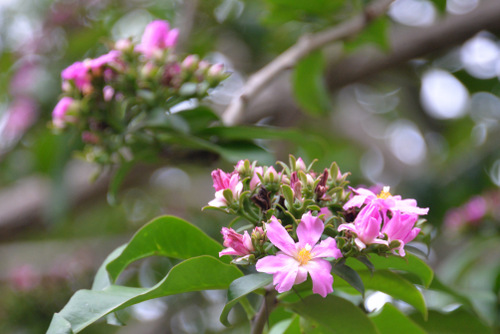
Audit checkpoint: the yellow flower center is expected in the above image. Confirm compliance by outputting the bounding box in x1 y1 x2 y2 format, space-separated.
377 186 391 199
296 244 313 265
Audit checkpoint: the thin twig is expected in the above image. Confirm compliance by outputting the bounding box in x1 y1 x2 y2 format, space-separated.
222 0 395 125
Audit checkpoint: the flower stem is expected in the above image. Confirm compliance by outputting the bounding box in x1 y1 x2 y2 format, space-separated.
251 287 278 334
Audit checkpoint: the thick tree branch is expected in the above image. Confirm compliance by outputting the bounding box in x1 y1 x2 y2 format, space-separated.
222 0 395 125
327 0 500 90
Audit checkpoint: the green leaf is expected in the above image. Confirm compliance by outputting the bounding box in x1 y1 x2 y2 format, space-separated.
106 215 225 282
370 303 426 334
359 270 427 318
46 313 73 334
409 307 492 334
107 161 134 206
430 0 447 13
174 106 220 134
332 261 365 296
92 245 127 290
292 51 331 116
288 294 378 334
344 16 390 52
200 125 326 158
220 273 273 326
270 315 301 334
48 256 243 334
347 254 434 287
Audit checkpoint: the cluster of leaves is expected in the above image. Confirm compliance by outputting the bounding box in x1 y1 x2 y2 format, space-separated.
47 212 490 334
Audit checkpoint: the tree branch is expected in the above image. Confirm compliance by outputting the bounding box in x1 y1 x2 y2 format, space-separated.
222 0 396 125
326 0 500 90
251 287 278 334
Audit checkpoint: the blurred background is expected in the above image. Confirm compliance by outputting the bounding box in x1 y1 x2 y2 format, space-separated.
1 0 500 332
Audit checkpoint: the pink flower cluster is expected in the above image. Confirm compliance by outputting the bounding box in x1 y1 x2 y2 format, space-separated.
211 158 429 298
338 186 429 256
51 19 228 164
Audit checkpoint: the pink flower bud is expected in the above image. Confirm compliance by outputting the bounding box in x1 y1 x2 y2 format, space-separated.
208 63 224 77
219 227 254 257
182 54 199 69
82 131 100 144
103 85 115 101
115 38 132 51
52 97 75 128
295 157 307 171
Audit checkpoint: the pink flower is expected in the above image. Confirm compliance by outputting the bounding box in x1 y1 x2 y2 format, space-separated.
219 227 254 257
208 169 242 207
344 186 429 216
52 97 74 128
61 61 91 93
8 264 40 292
256 212 342 297
85 50 121 72
338 204 388 250
381 211 420 256
136 20 179 57
464 196 487 224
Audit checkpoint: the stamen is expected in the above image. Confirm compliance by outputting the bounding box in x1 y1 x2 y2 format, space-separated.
296 244 313 265
377 186 391 199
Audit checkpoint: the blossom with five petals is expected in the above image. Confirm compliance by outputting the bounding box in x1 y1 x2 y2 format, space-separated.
256 212 342 297
344 186 429 216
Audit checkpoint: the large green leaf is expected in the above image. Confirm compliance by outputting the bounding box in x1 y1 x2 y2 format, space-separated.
409 307 492 334
47 256 243 334
106 215 225 282
347 254 434 287
292 51 331 116
220 273 273 326
288 294 378 334
200 125 326 158
269 315 301 334
370 303 426 334
359 270 427 318
332 261 365 296
174 106 221 134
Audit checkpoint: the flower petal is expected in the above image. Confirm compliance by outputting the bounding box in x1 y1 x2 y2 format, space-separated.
297 212 324 248
312 237 342 259
266 217 296 256
304 259 333 297
256 253 296 274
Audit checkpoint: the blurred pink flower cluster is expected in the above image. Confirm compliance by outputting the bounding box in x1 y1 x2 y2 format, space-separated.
444 191 500 235
51 19 228 164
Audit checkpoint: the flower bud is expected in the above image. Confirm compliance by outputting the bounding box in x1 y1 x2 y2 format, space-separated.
52 97 76 128
181 54 199 70
103 85 115 101
115 38 133 52
295 157 306 171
